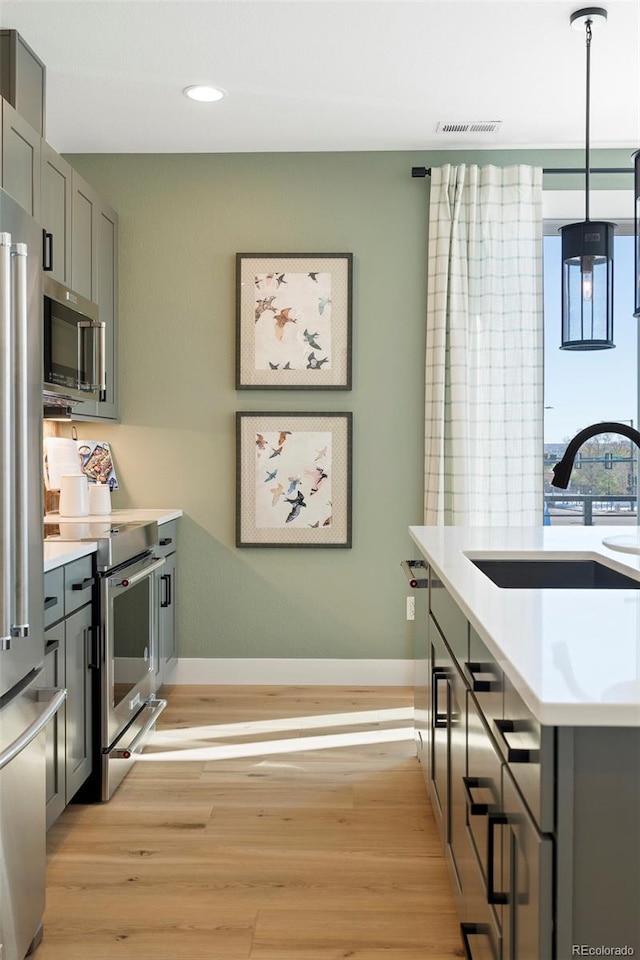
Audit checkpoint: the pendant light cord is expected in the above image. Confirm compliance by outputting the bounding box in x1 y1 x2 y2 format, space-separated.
585 18 592 222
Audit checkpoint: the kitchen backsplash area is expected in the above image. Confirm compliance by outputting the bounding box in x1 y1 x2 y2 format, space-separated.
42 422 119 515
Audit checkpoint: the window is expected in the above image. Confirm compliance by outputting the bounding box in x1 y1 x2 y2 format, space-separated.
543 227 637 526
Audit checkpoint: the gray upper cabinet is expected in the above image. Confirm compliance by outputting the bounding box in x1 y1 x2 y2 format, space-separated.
1 30 119 423
95 201 119 419
71 189 119 421
41 140 72 285
0 30 46 136
1 98 41 218
71 170 99 302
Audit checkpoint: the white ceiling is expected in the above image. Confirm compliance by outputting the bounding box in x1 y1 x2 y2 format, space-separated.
1 0 638 155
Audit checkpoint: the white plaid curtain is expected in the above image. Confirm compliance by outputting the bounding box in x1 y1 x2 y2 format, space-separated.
424 164 544 526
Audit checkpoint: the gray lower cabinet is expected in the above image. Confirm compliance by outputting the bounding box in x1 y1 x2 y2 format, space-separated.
415 564 640 959
43 555 95 829
429 613 467 912
64 603 93 802
44 624 66 829
153 520 178 690
499 767 553 960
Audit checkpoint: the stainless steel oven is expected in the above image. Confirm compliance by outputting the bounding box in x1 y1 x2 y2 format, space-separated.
43 519 167 800
100 548 166 800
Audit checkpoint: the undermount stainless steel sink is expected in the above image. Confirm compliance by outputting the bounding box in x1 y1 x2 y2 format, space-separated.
469 558 640 590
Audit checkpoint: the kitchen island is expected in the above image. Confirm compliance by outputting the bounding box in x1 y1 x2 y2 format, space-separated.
408 525 640 960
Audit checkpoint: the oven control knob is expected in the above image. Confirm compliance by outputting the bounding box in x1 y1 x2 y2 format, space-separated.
121 579 129 587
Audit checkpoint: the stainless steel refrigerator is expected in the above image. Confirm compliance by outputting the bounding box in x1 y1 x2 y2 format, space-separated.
0 189 66 960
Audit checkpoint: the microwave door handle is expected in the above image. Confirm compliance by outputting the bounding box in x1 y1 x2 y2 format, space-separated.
76 321 86 390
0 234 13 651
96 320 106 395
10 242 29 639
77 320 105 393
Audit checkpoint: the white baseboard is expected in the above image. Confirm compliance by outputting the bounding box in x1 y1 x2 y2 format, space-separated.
169 658 415 686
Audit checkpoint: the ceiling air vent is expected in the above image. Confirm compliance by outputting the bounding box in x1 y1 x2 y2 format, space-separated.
436 121 503 135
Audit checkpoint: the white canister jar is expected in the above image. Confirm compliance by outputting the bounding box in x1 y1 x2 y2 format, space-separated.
88 482 111 516
59 474 89 517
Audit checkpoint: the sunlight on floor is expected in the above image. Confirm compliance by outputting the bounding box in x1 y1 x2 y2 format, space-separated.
140 707 415 762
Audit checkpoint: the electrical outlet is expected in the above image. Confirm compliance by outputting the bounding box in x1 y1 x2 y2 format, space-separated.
406 596 415 621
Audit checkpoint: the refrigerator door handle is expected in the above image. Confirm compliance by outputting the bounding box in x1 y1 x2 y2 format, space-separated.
0 688 67 771
0 232 13 652
11 241 30 638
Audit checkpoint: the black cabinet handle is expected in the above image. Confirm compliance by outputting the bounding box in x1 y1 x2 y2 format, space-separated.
460 922 497 960
44 595 59 610
86 625 100 670
42 230 54 271
160 573 172 608
494 719 540 763
45 636 60 654
71 577 95 592
432 666 448 729
465 661 502 694
487 814 509 905
462 775 496 816
159 537 173 547
400 559 428 588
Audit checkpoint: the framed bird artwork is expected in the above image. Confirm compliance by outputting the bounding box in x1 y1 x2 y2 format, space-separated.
236 411 352 547
236 253 353 389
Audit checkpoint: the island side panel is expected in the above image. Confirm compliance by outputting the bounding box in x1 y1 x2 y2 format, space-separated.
557 726 640 958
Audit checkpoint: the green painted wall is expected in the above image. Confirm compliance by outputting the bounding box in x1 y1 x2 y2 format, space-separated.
66 148 634 660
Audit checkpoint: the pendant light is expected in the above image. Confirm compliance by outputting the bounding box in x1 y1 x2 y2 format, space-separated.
634 148 640 318
561 7 616 351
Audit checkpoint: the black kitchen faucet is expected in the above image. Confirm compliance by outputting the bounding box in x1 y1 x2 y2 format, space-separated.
551 421 640 488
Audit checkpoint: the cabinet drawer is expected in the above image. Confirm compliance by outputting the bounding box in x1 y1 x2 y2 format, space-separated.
465 691 503 895
429 569 468 661
465 627 503 726
44 567 64 627
459 835 502 960
156 520 177 557
496 675 555 833
64 555 94 616
500 766 554 960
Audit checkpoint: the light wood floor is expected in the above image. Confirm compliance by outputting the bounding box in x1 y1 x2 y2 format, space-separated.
34 686 461 959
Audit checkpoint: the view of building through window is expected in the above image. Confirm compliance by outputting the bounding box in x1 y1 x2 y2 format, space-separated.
544 231 637 526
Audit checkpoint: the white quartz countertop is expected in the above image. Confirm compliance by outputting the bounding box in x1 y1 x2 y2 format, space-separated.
409 525 640 727
44 541 97 572
43 508 183 571
44 508 183 526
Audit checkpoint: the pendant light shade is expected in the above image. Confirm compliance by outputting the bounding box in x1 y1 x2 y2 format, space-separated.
561 220 615 349
560 7 616 351
634 149 640 318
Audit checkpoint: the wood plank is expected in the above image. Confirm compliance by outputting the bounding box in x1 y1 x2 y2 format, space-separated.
33 686 460 960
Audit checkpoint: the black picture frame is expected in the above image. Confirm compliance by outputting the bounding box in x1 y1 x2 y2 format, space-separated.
236 411 353 547
236 253 353 390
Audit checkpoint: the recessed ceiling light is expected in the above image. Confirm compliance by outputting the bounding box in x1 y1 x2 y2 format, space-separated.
183 85 226 103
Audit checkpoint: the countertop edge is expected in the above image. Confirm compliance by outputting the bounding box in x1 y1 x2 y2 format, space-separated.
45 508 184 525
409 525 640 728
44 542 97 572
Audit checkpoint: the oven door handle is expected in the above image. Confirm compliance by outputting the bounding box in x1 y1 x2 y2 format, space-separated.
108 698 167 759
109 556 166 589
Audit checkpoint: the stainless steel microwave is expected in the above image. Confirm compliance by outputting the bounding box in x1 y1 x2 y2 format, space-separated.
43 275 105 403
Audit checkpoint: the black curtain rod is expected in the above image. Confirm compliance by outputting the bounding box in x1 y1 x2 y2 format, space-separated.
411 165 633 178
